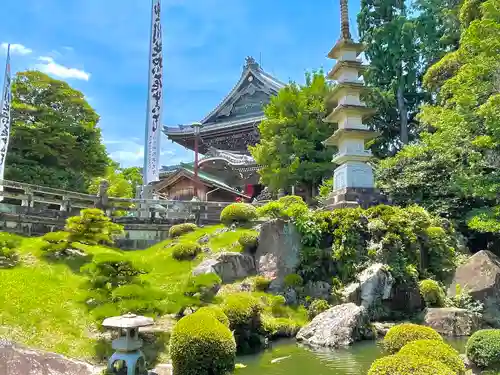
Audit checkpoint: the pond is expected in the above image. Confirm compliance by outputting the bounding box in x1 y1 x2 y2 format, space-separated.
236 337 468 375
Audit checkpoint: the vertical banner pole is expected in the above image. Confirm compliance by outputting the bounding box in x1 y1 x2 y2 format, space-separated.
0 44 12 202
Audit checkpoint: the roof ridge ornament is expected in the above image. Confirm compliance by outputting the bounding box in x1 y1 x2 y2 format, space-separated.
340 0 352 41
244 56 259 70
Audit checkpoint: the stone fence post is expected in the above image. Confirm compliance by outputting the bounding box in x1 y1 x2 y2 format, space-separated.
95 180 109 212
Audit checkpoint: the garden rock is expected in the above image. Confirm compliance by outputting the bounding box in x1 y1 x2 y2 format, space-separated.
424 307 481 336
192 252 256 283
255 219 301 291
448 250 500 327
372 322 396 337
343 263 394 319
149 363 173 375
304 281 331 300
296 303 372 348
0 340 102 375
284 287 298 305
197 234 210 244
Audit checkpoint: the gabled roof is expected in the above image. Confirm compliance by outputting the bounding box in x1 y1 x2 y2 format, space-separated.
155 163 250 199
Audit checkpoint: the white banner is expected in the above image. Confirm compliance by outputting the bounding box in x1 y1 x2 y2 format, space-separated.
0 44 12 181
143 0 163 185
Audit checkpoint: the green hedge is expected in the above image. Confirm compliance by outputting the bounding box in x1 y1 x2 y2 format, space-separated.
307 299 330 319
419 279 446 307
284 273 304 288
466 329 500 368
220 203 257 225
195 306 230 327
172 242 202 261
169 312 236 375
169 223 198 238
399 339 465 375
253 276 271 291
368 354 455 375
383 323 443 354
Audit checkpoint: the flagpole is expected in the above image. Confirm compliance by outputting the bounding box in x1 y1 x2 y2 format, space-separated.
0 44 12 202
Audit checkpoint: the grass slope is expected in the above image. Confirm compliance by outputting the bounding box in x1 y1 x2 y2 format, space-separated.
0 225 257 362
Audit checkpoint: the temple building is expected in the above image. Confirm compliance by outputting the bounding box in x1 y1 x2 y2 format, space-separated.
323 0 387 209
155 57 285 201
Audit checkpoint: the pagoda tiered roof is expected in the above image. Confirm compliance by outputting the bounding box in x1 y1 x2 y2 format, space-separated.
164 57 285 154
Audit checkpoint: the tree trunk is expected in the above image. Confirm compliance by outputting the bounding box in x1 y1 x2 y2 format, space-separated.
397 82 409 145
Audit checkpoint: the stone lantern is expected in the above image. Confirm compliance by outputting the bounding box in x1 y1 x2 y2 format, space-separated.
102 313 154 375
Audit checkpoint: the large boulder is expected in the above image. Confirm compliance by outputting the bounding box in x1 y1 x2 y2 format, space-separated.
192 252 256 283
0 340 102 375
255 219 301 291
424 307 481 336
304 281 331 300
448 250 500 327
296 303 372 348
343 263 394 319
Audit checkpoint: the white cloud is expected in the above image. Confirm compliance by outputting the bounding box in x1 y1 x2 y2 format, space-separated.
1 43 32 55
35 56 90 81
105 138 183 167
110 146 144 164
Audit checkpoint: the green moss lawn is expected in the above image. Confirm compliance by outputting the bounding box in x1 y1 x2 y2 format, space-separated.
0 224 257 362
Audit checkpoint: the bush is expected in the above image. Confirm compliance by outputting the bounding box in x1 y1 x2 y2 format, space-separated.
419 279 446 307
399 339 466 375
284 273 303 288
169 312 236 375
169 223 198 238
257 196 308 220
261 314 300 338
222 293 263 353
368 354 455 375
466 329 500 368
40 231 70 254
253 276 271 291
383 323 443 354
220 203 257 225
308 299 330 319
257 201 283 219
0 233 20 268
65 208 124 245
184 273 221 302
172 242 202 261
195 306 229 327
238 233 258 252
278 195 304 206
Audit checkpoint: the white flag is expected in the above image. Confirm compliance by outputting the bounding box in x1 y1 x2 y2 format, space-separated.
143 0 163 185
0 44 12 181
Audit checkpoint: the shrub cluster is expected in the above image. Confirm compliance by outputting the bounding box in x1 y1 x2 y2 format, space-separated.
253 276 271 291
0 233 20 268
284 273 304 288
183 273 222 303
466 329 500 368
383 323 443 354
238 233 259 252
261 314 300 339
307 299 330 319
419 279 446 307
368 354 455 375
257 195 308 220
172 242 202 261
220 203 257 225
40 231 70 255
65 208 124 245
169 311 236 375
169 223 198 238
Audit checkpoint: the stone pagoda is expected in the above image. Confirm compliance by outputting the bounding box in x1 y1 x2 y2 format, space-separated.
323 0 387 209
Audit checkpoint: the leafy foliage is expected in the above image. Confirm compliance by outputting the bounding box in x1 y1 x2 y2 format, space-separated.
183 273 221 303
7 71 108 191
195 306 230 327
284 274 304 288
40 231 71 255
0 233 20 268
65 208 124 245
307 299 330 319
399 339 465 375
238 233 259 253
383 323 443 354
169 223 198 238
448 284 484 315
466 329 500 368
171 242 202 261
252 276 271 292
368 354 455 375
257 195 309 220
220 203 258 225
419 279 446 307
169 312 236 375
249 72 334 200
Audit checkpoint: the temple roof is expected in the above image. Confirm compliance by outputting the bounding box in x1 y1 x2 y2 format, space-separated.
164 57 285 138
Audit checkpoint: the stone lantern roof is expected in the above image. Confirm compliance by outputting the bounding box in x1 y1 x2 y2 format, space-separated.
103 313 154 329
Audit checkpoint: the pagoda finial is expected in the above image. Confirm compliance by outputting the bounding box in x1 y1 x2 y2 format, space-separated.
244 56 259 69
340 0 352 41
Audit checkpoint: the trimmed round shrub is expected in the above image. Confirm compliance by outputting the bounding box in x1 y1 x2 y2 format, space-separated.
399 339 465 375
169 312 236 375
172 242 202 261
238 233 258 252
220 203 257 225
284 273 304 288
169 223 198 238
308 299 330 319
419 279 446 307
368 354 455 375
278 195 304 206
253 276 271 291
466 329 500 368
184 273 222 302
383 323 443 353
196 306 230 327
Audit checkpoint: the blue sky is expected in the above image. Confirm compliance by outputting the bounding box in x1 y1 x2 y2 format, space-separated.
0 0 361 168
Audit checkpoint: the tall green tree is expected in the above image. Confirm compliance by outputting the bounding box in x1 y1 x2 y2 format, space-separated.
249 72 334 201
377 0 500 250
6 71 109 191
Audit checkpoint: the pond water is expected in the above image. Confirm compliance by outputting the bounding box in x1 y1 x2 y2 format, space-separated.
236 338 468 375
